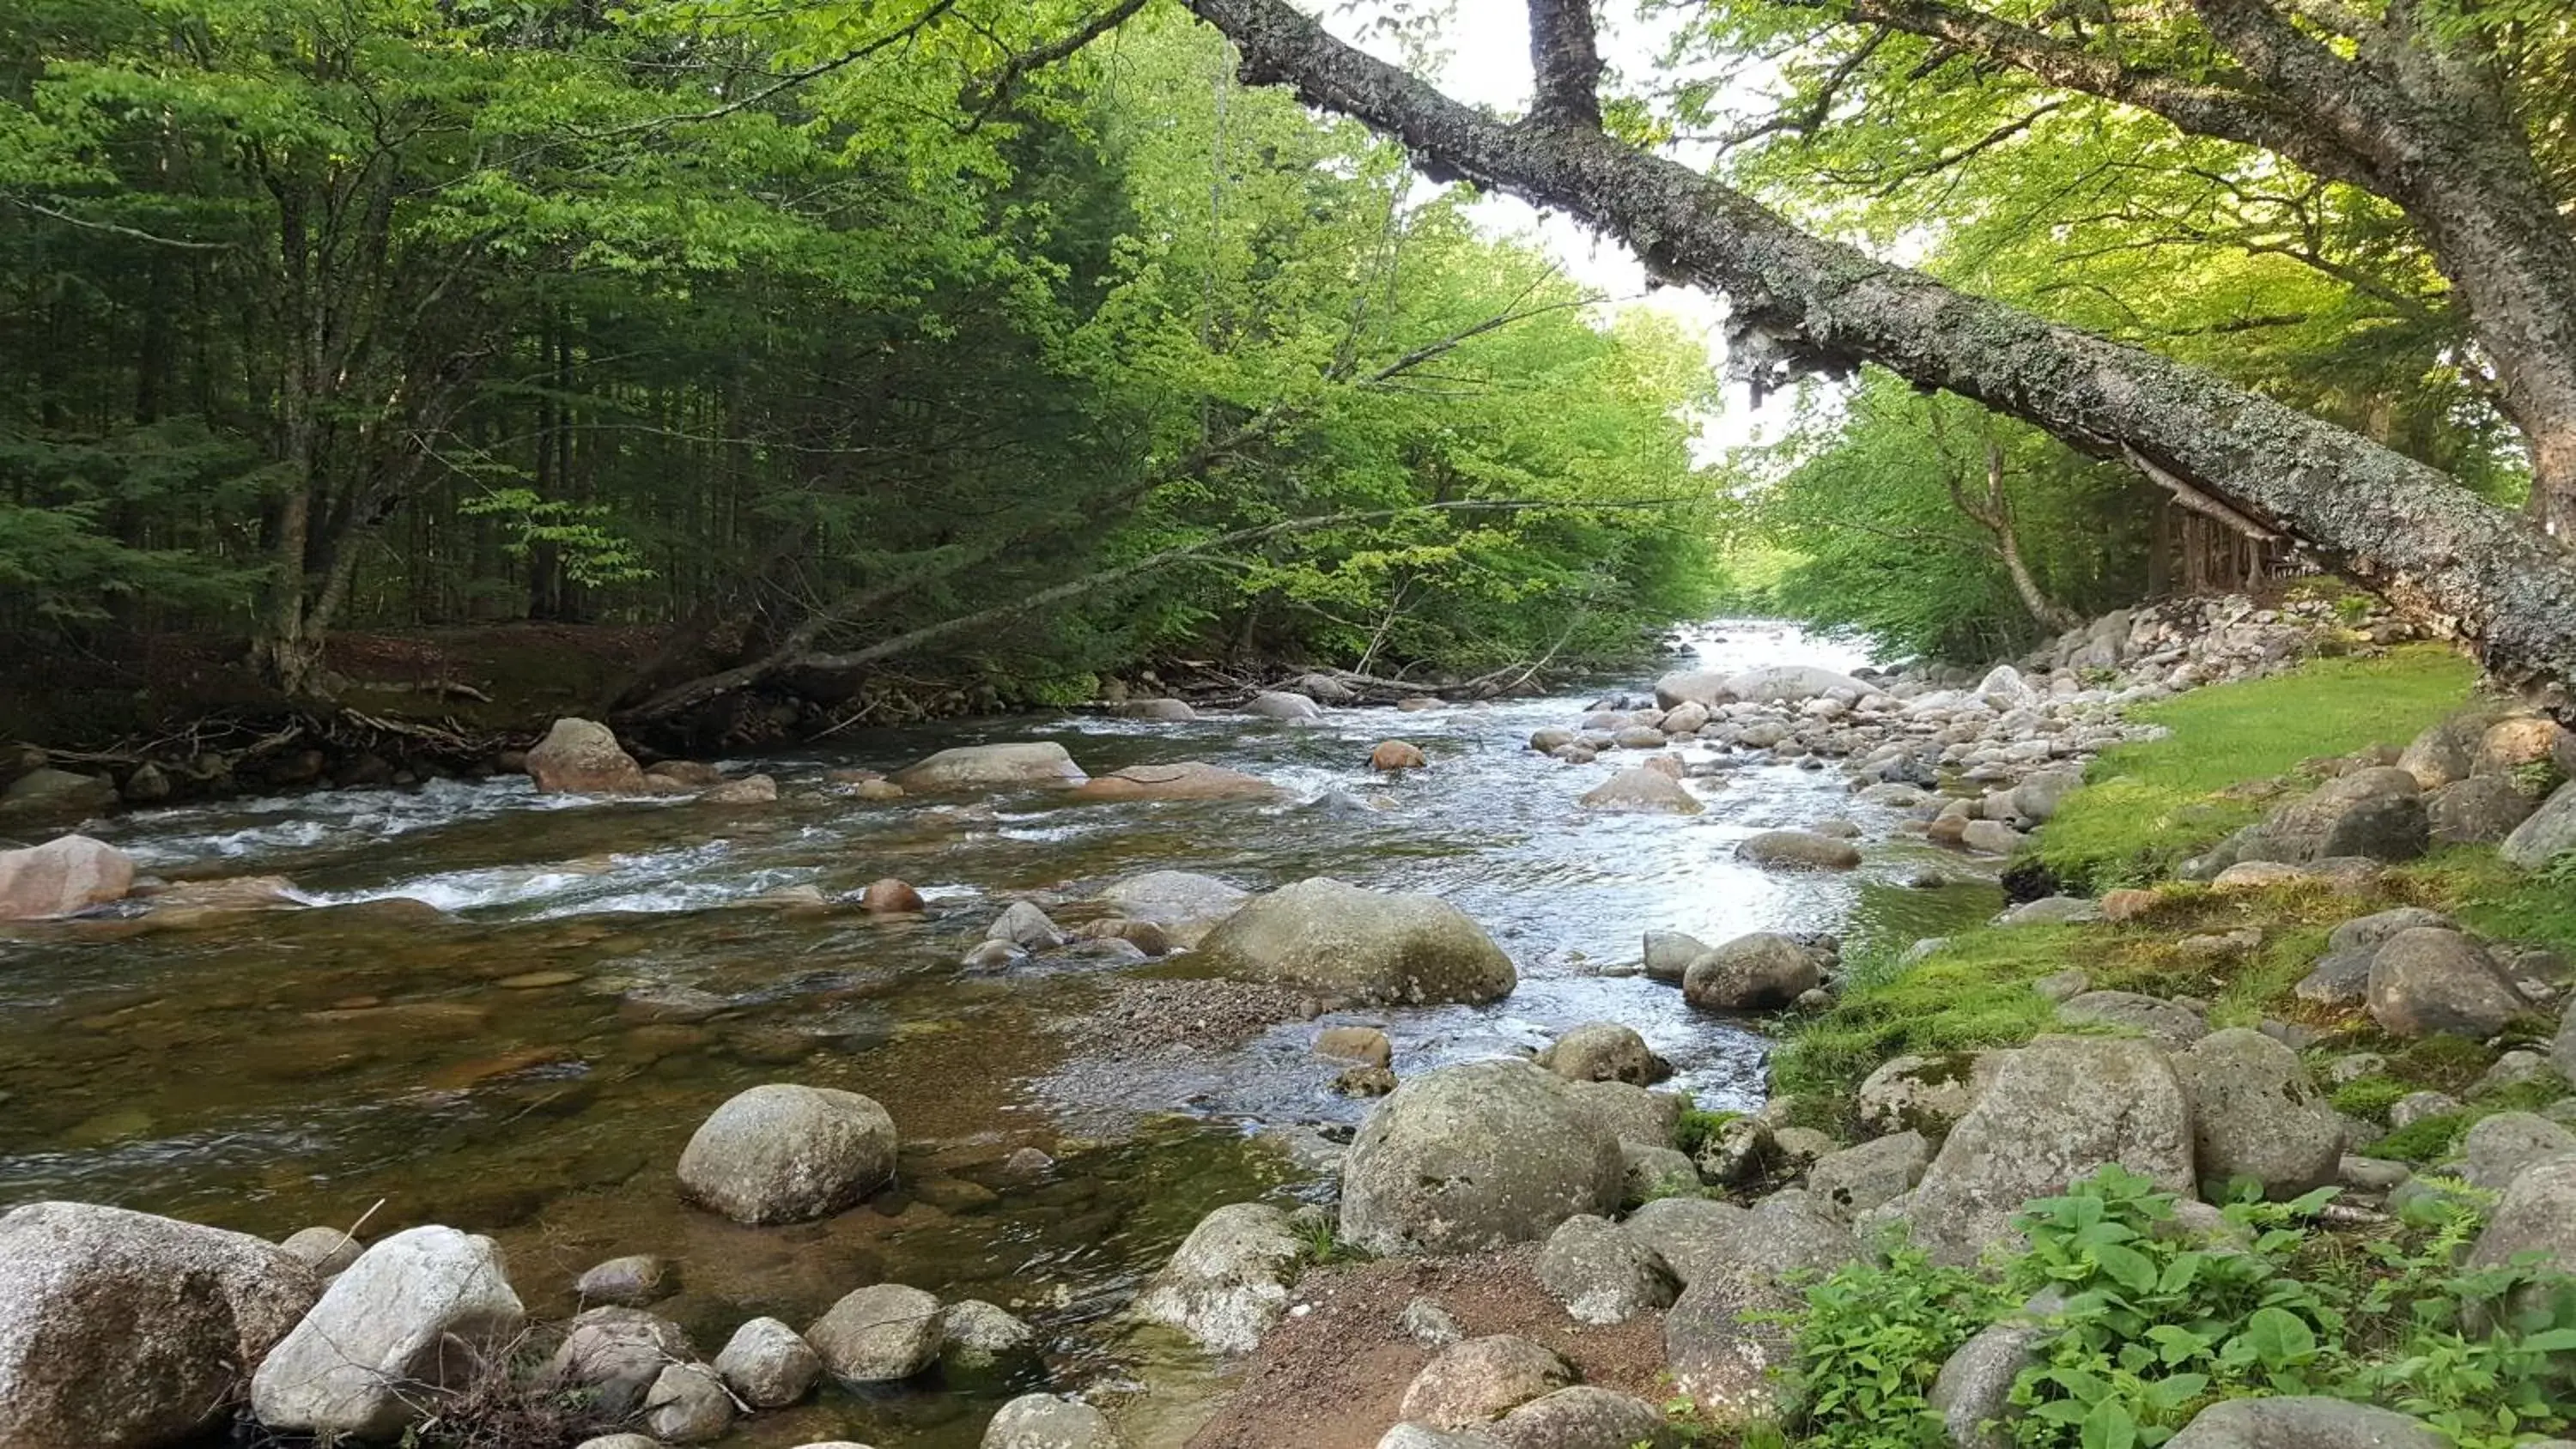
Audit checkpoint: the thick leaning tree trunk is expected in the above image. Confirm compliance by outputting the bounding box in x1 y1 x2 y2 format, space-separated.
1176 0 2576 701
1788 0 2576 537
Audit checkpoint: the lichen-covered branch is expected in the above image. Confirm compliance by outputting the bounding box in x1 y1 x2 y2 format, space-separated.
1181 0 2576 700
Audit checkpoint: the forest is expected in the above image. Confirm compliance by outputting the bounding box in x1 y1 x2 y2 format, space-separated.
0 0 2569 721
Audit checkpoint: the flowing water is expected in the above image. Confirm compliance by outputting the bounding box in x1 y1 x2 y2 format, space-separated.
0 622 1999 1446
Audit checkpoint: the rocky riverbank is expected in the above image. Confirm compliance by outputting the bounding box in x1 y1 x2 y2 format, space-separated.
7 595 2561 1449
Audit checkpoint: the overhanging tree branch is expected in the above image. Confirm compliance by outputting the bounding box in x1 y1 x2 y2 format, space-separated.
1178 0 2576 700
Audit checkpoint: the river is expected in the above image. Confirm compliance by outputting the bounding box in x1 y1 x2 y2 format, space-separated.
0 621 1999 1447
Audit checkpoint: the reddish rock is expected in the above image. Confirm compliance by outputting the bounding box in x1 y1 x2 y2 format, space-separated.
525 718 646 795
1370 741 1429 772
860 879 926 914
0 834 137 922
1071 761 1278 802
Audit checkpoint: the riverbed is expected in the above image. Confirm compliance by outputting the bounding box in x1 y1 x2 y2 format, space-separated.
0 621 1999 1447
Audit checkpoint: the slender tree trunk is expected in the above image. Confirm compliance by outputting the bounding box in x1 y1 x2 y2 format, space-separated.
1177 0 2576 700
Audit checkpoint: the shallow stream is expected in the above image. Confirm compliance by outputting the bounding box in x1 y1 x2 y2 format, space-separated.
0 621 1999 1446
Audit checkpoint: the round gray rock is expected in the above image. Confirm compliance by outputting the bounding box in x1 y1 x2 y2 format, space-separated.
1856 1052 1998 1138
1340 1060 1622 1256
1902 1037 2195 1265
1534 1215 1676 1325
983 1391 1121 1449
1535 1022 1668 1085
1195 877 1517 1006
941 1299 1037 1369
714 1314 820 1408
2461 1111 2576 1191
2165 1396 2445 1449
1577 767 1702 814
0 1201 321 1449
250 1224 522 1438
1683 932 1821 1012
1489 1385 1676 1448
1097 870 1249 948
1734 830 1862 870
1618 1196 1749 1288
2057 990 2207 1048
890 741 1087 791
2367 927 2526 1040
1399 1335 1573 1428
1132 1202 1306 1354
642 1361 734 1444
677 1083 898 1225
2174 1028 2342 1199
806 1283 945 1383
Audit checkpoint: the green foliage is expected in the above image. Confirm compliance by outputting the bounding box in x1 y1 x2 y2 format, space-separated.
2372 1112 2475 1167
1787 1246 2011 1447
1673 1106 1742 1159
2329 1077 2411 1125
1770 928 2071 1104
1794 1166 2576 1449
1725 378 2145 663
0 1 1719 700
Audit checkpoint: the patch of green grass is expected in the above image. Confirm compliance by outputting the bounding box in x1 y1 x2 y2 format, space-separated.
2330 1076 2410 1123
2407 846 2576 958
1771 927 2078 1104
2375 1111 2476 1165
2033 644 2477 890
1673 1106 1741 1157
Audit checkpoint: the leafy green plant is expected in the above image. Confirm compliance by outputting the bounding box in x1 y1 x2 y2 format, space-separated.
1786 1246 2012 1447
2002 1167 2347 1447
1673 1106 1741 1158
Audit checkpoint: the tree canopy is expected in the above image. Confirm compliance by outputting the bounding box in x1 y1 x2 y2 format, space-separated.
0 0 1722 730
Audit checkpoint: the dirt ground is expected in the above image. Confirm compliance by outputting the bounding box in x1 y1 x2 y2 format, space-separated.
1186 1246 1673 1449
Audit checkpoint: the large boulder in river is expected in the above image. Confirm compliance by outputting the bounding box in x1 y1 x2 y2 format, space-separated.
1132 1203 1306 1353
1653 670 1732 710
250 1225 524 1438
985 1393 1122 1449
0 1201 320 1449
1340 1059 1623 1256
526 717 647 794
1097 870 1250 948
1735 829 1862 871
1683 932 1821 1011
805 1283 944 1383
677 1084 897 1225
1536 1022 1669 1085
1722 664 1878 703
890 742 1087 791
1195 878 1516 1006
1899 1036 2195 1265
1246 690 1324 721
1577 767 1701 814
0 834 136 921
1072 761 1279 803
0 766 117 823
